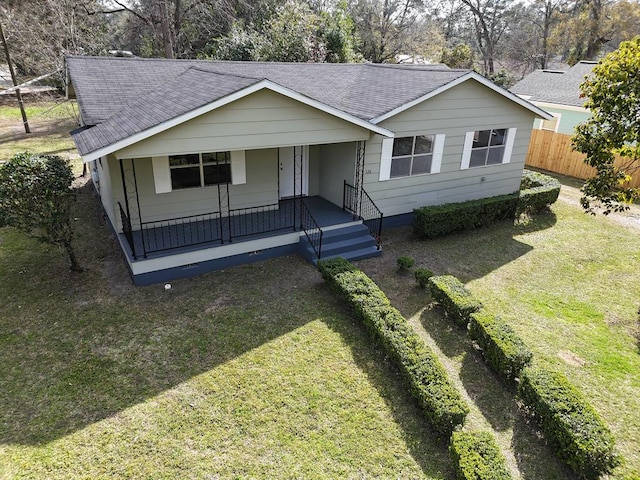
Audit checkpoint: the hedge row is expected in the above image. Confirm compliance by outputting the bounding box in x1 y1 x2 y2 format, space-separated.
428 275 482 328
413 194 518 239
449 431 513 480
518 169 561 214
317 257 469 436
413 170 560 238
468 311 533 382
519 367 620 479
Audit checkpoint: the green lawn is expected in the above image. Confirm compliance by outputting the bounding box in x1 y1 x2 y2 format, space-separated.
0 183 453 479
358 191 640 480
0 100 79 160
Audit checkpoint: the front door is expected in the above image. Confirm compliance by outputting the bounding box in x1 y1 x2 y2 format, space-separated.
279 146 309 199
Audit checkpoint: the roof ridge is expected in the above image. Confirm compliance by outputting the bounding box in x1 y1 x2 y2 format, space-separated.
186 65 263 81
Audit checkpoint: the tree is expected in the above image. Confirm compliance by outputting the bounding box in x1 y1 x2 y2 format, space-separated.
572 36 640 214
0 153 82 271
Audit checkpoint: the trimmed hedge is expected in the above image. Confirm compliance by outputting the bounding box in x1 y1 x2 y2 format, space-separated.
413 193 519 239
428 275 482 328
318 258 469 436
518 366 620 479
450 431 513 480
518 169 561 214
414 268 434 288
468 311 532 382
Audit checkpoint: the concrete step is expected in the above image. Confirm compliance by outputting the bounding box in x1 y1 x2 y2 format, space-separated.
299 223 381 264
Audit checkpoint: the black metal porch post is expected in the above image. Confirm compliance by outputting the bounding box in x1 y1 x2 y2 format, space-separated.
119 158 137 259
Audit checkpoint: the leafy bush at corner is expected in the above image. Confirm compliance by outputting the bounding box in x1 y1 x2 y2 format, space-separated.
428 275 482 328
318 258 469 436
468 311 532 382
413 194 518 239
518 366 620 479
518 169 561 214
450 431 513 480
414 268 434 288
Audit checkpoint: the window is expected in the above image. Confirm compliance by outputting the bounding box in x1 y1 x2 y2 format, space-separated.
169 151 231 189
461 128 516 169
390 135 435 177
540 114 559 132
379 134 445 181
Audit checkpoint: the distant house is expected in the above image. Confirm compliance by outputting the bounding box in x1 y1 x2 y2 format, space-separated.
510 61 596 135
66 56 550 285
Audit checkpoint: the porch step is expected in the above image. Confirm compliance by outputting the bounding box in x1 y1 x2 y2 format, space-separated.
299 223 382 264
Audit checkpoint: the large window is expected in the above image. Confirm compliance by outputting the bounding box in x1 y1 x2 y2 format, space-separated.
390 135 437 177
169 152 231 190
460 128 517 170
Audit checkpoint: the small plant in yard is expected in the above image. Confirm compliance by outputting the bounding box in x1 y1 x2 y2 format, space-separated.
397 255 415 271
414 268 433 288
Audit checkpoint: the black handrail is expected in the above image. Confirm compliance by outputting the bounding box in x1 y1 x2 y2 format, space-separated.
140 210 222 254
343 181 383 249
300 199 323 259
229 201 295 241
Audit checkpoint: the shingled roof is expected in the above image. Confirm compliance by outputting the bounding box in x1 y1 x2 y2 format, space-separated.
510 61 597 107
67 56 548 159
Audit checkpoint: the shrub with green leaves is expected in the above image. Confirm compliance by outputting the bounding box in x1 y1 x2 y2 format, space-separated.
318 258 469 436
468 311 532 382
428 275 482 328
414 268 434 288
450 431 513 480
518 366 620 478
397 256 415 271
413 194 519 239
518 170 561 214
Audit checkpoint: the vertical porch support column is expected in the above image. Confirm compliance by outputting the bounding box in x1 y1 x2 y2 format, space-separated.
294 145 303 229
119 158 145 258
354 140 366 217
218 181 230 243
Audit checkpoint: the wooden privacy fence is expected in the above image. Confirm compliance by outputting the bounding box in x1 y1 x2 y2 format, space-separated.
525 129 640 188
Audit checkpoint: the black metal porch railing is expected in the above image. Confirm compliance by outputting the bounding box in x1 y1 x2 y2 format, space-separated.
300 199 323 259
140 210 223 256
229 201 296 241
118 202 136 257
343 181 383 249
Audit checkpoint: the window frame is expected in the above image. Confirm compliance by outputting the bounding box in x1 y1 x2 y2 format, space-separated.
461 128 516 170
169 151 231 190
379 133 445 181
390 135 435 178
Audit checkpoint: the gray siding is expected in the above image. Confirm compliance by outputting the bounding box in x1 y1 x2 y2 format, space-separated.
365 79 537 216
115 90 371 159
318 142 356 207
108 149 278 229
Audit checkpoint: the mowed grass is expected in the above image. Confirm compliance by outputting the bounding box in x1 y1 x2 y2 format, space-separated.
358 193 640 479
0 100 79 160
0 183 454 479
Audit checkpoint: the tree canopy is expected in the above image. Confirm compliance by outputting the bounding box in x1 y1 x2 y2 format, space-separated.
572 35 640 214
0 153 82 271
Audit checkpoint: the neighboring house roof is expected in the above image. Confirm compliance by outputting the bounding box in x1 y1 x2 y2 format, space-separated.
67 56 550 160
510 60 597 108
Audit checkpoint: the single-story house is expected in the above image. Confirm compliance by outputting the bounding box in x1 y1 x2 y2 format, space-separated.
66 56 550 285
510 60 596 135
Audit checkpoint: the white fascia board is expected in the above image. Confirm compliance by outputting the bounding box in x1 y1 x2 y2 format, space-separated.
78 79 394 163
370 72 554 124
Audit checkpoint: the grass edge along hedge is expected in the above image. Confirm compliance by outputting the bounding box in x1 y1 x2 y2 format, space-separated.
468 310 533 382
449 431 513 480
413 169 561 238
518 366 620 479
317 257 469 436
428 275 482 328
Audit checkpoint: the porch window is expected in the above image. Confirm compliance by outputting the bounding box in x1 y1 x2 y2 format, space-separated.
461 128 516 169
169 152 231 189
390 135 434 177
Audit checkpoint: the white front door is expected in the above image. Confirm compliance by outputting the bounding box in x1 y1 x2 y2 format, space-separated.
279 146 309 199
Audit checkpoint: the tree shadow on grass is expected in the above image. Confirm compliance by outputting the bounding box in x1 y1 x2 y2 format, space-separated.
323 300 456 480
